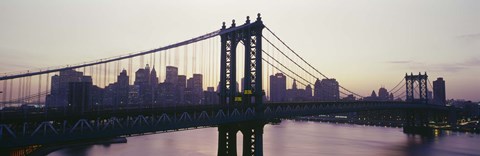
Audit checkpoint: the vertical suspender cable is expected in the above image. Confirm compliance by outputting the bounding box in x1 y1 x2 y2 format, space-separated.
160 51 163 81
95 65 98 87
45 73 49 116
2 80 6 103
128 58 132 85
184 46 188 76
104 63 107 88
38 75 42 105
193 43 196 74
9 80 13 105
1 80 5 111
18 78 22 104
209 38 212 88
140 55 144 68
201 40 204 90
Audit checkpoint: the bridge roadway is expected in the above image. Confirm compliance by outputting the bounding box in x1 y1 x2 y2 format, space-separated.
0 101 448 148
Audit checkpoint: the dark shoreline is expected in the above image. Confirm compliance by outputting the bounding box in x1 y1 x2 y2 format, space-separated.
294 117 480 134
29 137 127 156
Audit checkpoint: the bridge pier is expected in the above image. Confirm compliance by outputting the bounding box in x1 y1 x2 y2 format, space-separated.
403 109 434 136
217 122 265 156
448 107 458 128
218 125 238 156
240 122 264 156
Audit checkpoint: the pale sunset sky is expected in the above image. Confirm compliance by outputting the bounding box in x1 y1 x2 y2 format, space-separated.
0 0 479 101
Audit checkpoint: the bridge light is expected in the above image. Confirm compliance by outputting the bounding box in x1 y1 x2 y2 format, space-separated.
235 97 242 102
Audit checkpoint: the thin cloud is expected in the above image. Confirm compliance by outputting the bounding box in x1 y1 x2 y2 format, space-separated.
432 64 467 73
388 58 479 73
457 33 480 41
462 57 480 66
387 60 412 64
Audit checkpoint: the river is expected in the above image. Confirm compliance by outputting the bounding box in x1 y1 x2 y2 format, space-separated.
48 120 480 156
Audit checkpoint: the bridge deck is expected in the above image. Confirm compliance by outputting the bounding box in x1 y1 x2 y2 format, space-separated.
0 101 448 148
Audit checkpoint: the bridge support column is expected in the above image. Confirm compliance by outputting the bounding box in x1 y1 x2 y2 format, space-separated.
217 122 265 156
448 107 458 128
241 122 264 156
218 125 238 156
403 109 433 135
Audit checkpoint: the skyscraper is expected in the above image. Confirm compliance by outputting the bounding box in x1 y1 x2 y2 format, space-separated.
133 64 156 106
177 75 187 104
185 74 203 105
286 80 309 101
378 87 389 101
305 85 312 99
150 67 158 85
204 87 218 105
46 69 92 107
116 69 129 107
314 79 321 100
134 68 148 86
269 73 286 102
165 66 178 84
433 77 446 105
68 81 92 113
314 78 340 101
193 74 203 92
192 74 203 104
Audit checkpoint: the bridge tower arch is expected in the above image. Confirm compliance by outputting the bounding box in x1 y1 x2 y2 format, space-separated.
218 14 265 156
219 13 264 107
405 72 429 103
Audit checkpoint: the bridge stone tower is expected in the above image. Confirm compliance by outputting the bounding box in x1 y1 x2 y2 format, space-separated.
405 72 428 104
218 14 265 156
219 14 264 107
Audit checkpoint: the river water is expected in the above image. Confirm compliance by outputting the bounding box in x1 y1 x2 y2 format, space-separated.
48 120 480 156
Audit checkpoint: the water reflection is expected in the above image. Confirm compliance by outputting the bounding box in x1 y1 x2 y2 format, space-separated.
49 120 480 156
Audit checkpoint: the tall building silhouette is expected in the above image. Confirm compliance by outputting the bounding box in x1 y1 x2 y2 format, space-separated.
204 87 218 105
378 87 389 101
314 79 321 100
133 64 156 106
117 69 130 106
186 74 203 105
314 78 340 101
269 73 286 102
286 80 310 101
433 77 446 105
177 75 187 104
305 85 312 100
103 69 130 107
134 65 150 86
68 82 92 113
150 67 158 85
371 90 377 97
46 69 92 107
165 66 178 84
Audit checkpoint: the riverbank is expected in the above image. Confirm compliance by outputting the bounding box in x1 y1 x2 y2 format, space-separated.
29 137 127 156
295 116 480 134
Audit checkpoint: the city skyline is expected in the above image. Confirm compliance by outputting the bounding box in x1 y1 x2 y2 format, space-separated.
41 63 419 107
0 4 478 155
1 0 479 101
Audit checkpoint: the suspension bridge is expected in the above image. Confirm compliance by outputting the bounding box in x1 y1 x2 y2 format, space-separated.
0 14 451 156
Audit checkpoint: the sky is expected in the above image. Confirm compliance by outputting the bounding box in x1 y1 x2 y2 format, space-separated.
0 0 479 101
